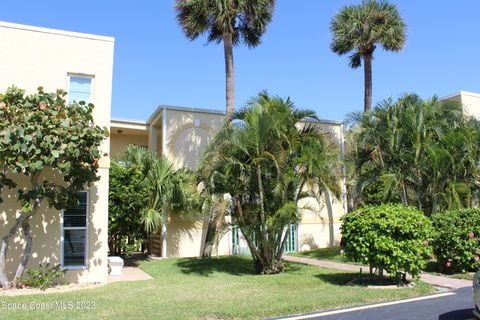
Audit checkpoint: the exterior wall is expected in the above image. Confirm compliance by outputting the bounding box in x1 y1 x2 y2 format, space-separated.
443 91 480 119
297 193 344 251
164 109 225 169
110 132 148 158
0 22 114 283
296 121 347 251
166 214 231 258
459 92 480 118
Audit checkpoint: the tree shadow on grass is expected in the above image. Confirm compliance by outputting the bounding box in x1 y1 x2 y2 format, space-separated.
176 257 303 277
438 309 474 320
314 272 358 285
176 256 257 276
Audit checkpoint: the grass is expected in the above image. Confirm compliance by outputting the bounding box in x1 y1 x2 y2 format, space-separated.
291 246 475 281
290 246 358 265
0 256 435 320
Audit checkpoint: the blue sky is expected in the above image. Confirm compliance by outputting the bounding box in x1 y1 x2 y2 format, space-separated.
1 1 479 122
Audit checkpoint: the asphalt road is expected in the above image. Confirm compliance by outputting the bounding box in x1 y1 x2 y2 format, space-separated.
277 287 476 320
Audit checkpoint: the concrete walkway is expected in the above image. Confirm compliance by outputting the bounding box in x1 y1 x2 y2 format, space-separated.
108 267 153 283
284 255 471 289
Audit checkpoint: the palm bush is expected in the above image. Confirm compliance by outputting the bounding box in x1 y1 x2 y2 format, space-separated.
346 94 480 215
109 145 197 256
198 91 340 274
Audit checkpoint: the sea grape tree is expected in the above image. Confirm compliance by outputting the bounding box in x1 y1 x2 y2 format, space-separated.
0 86 107 288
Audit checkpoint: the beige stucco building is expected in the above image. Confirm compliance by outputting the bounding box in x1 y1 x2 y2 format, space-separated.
111 107 348 258
442 91 480 118
0 21 114 283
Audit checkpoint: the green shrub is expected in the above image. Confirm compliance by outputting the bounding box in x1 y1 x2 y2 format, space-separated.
431 209 480 273
341 204 433 279
17 263 66 290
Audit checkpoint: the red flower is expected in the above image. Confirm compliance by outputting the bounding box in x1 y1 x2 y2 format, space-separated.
446 261 452 268
469 232 475 239
39 103 46 110
475 256 480 262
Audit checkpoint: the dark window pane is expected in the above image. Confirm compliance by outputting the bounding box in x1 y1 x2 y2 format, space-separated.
64 193 87 227
63 229 86 266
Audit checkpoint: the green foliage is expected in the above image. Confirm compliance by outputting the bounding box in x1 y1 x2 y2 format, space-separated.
330 0 406 66
347 94 480 215
108 162 152 255
341 204 433 278
199 91 340 274
431 209 480 273
109 145 198 256
0 86 108 209
17 263 66 291
175 0 275 48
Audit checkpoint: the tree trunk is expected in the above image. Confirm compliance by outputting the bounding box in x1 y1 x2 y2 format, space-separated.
363 53 373 113
0 173 41 288
0 212 34 288
13 219 33 281
223 33 235 120
201 210 216 258
275 225 290 261
400 182 408 205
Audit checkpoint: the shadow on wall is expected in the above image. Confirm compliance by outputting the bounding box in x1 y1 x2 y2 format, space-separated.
167 213 203 258
298 191 342 251
170 126 213 169
0 169 105 283
165 111 223 170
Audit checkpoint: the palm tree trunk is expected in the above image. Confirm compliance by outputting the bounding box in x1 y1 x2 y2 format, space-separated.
363 53 373 113
223 33 235 120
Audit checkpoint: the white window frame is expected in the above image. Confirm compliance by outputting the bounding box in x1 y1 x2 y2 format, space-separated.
60 191 89 270
66 74 95 105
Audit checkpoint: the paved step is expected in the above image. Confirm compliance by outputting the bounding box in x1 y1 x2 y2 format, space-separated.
283 255 471 289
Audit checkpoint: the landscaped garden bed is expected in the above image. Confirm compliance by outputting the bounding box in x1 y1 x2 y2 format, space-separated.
0 256 434 320
292 247 476 282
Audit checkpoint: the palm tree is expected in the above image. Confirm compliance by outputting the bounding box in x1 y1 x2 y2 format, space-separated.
175 0 275 119
119 145 197 255
349 94 480 215
330 0 406 113
199 91 340 273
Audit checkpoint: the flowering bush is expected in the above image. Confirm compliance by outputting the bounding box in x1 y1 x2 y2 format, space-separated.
341 204 433 279
431 209 480 273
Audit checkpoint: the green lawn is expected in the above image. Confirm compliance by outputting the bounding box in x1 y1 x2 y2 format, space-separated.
1 256 434 320
290 246 358 265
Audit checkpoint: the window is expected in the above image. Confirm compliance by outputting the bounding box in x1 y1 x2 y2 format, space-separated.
61 192 88 269
68 75 93 104
194 118 201 127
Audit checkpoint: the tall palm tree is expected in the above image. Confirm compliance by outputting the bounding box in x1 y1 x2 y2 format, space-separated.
330 0 406 113
175 0 275 119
